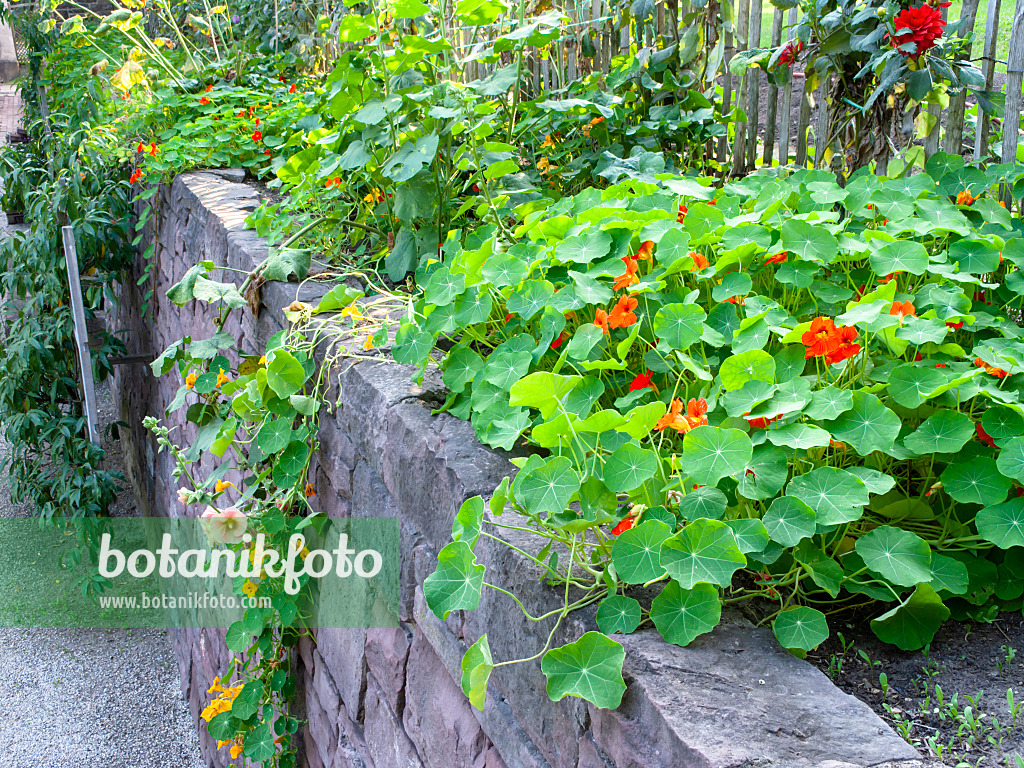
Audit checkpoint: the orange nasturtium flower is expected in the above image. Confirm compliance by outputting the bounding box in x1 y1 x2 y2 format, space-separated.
199 96 211 106
129 169 144 184
185 371 198 389
655 398 708 433
956 188 977 206
636 240 655 261
608 295 639 329
304 483 316 498
540 134 557 149
890 300 915 321
677 203 687 223
801 317 839 359
594 309 610 335
825 325 860 365
765 251 787 265
364 188 385 204
613 256 640 291
325 177 341 188
689 251 709 271
610 515 636 535
251 129 263 142
975 356 1008 378
581 116 604 137
216 367 230 386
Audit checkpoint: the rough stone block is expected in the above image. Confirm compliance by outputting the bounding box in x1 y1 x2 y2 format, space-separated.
364 675 424 768
317 628 367 724
364 626 412 714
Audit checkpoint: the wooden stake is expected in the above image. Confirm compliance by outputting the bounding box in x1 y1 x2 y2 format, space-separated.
976 0 1002 158
1001 0 1024 203
763 7 783 165
942 0 981 155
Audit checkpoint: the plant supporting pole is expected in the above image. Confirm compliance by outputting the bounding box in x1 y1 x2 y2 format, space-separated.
975 0 1001 159
61 226 101 445
942 0 981 155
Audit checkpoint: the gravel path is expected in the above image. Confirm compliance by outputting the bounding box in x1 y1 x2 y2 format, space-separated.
0 382 207 768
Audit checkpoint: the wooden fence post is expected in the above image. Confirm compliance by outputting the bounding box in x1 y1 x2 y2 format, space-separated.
777 7 797 165
744 0 763 170
813 75 830 169
730 0 751 175
763 7 783 166
942 0 981 155
719 0 735 167
795 73 813 168
1001 0 1024 203
976 0 1002 159
61 226 101 446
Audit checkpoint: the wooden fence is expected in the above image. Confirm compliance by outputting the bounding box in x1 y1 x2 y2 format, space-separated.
444 0 1024 174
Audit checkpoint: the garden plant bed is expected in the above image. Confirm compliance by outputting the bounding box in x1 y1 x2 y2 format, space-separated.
810 611 1024 766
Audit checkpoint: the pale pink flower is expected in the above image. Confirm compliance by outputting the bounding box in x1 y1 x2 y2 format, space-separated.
177 487 190 505
200 506 248 545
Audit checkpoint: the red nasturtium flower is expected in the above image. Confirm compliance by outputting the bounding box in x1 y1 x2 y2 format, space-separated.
629 371 654 392
149 142 157 156
199 96 211 106
765 251 787 265
550 331 567 350
890 300 915 321
723 296 745 305
594 308 610 335
289 83 297 93
252 129 263 142
946 319 964 329
826 325 861 365
802 317 839 359
976 422 997 448
204 84 214 93
777 39 803 66
608 295 639 329
747 413 782 430
129 169 144 183
891 4 947 57
689 251 710 271
636 240 655 261
677 203 688 223
975 356 1008 378
614 256 640 290
610 516 636 536
136 141 145 153
655 398 709 433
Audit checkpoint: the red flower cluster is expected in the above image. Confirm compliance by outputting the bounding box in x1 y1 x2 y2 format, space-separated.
802 317 860 364
655 398 708 434
594 296 639 334
778 39 803 66
891 4 947 57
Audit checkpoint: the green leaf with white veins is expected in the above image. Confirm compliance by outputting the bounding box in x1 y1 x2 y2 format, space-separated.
787 467 869 526
826 391 901 456
541 632 626 710
512 456 581 516
509 372 581 417
720 350 775 391
941 458 1010 506
903 409 974 454
976 498 1024 548
805 386 853 420
480 252 528 288
555 230 611 264
869 240 928 276
424 541 485 619
996 436 1024 482
191 275 247 308
773 607 829 652
763 496 816 547
870 584 949 651
682 426 753 487
483 347 531 390
855 525 932 587
654 304 706 351
781 219 838 262
886 365 948 408
650 581 721 647
603 442 658 492
596 595 643 635
661 518 746 588
611 520 671 583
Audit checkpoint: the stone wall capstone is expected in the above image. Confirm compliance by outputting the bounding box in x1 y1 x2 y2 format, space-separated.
111 171 925 768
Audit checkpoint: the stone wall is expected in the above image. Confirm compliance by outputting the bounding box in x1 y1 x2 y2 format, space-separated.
111 171 925 768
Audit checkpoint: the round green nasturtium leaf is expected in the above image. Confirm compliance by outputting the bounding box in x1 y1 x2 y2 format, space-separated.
805 386 854 421
950 238 1001 274
678 486 728 520
846 467 897 496
982 406 1024 443
611 520 671 584
229 680 263 720
766 423 832 450
424 540 485 619
392 323 435 366
736 445 788 501
443 347 484 394
541 632 626 710
649 580 721 647
505 279 554 321
976 498 1024 549
855 525 932 587
243 723 276 762
272 441 309 489
763 496 817 547
996 436 1024 483
787 467 869 526
720 350 776 392
461 635 494 711
886 365 947 409
256 418 292 455
826 391 902 457
266 349 307 399
772 606 829 653
927 553 970 596
870 584 950 651
903 409 975 455
654 304 707 351
869 239 929 277
773 344 807 384
603 442 658 493
682 426 753 487
782 218 839 263
555 230 612 264
596 595 643 635
206 711 240 740
480 251 528 288
513 456 582 516
941 457 1011 507
483 347 532 391
721 380 777 417
725 519 770 554
661 518 746 589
